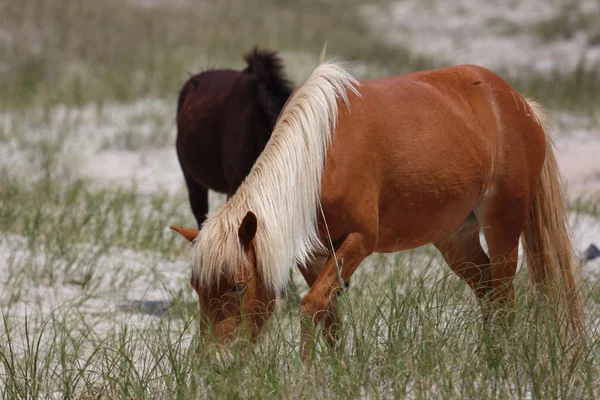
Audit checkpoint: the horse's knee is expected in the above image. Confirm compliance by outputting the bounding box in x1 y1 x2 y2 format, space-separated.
300 295 322 318
300 293 333 325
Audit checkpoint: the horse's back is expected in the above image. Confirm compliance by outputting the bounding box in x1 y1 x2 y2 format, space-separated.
177 69 240 125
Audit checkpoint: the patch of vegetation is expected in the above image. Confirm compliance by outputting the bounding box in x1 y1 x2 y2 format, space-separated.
485 17 522 36
1 259 599 398
508 62 600 114
531 3 600 44
2 0 600 112
0 173 190 260
0 0 432 110
569 192 600 217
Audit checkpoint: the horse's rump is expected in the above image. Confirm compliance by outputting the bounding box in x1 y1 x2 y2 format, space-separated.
176 69 240 120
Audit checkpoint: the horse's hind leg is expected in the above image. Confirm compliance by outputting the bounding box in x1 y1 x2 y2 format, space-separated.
434 213 492 317
183 172 209 228
477 189 531 327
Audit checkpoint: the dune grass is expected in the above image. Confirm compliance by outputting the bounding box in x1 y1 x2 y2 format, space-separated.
1 237 599 398
569 192 600 218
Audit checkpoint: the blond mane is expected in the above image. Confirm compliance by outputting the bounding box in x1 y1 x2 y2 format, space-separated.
191 61 360 293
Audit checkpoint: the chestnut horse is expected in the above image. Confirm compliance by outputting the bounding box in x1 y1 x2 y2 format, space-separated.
171 61 584 358
176 48 293 226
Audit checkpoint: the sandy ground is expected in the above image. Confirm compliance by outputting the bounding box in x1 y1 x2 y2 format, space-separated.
1 100 598 198
0 96 598 239
0 232 188 316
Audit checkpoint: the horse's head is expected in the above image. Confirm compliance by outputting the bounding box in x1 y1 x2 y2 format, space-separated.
170 211 277 345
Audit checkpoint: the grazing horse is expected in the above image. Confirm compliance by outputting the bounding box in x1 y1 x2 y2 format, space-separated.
176 48 293 227
171 60 584 358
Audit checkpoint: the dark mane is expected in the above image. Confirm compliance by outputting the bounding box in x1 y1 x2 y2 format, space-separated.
243 47 293 124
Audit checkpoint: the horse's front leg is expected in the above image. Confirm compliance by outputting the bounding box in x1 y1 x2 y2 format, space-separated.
300 232 369 362
182 172 209 228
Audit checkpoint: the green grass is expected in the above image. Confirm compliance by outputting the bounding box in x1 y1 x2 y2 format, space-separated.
1 255 599 398
508 63 600 113
1 157 598 398
0 174 189 260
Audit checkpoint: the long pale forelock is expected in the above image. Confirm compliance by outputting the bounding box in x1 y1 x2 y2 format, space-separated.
192 62 360 294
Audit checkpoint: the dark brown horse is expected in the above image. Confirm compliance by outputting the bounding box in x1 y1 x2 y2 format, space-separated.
176 48 293 226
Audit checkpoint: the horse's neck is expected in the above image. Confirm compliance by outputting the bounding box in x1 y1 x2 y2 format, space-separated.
223 103 270 172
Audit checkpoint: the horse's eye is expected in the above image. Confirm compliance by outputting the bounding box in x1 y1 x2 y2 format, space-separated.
231 282 247 293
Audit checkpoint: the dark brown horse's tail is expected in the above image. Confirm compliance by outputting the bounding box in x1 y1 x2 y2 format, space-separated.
521 99 584 338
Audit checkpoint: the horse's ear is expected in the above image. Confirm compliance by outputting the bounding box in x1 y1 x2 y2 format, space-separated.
238 211 257 249
169 226 200 242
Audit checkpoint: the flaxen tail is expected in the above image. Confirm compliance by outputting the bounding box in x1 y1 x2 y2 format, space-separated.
521 99 584 338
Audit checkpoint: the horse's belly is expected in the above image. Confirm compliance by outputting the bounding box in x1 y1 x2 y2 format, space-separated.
177 131 229 193
374 174 487 253
369 130 492 252
375 209 474 252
